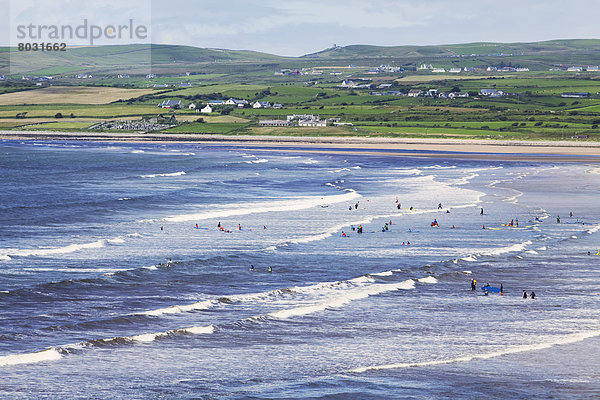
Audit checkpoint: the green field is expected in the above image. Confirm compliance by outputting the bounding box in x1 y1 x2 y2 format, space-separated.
3 40 600 141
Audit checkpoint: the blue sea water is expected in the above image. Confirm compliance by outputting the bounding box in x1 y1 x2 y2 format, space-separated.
1 140 599 399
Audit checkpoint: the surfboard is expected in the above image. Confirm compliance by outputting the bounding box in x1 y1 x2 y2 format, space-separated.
481 285 501 293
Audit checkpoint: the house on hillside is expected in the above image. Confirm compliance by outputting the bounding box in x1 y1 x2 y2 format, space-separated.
117 74 129 78
407 89 422 97
586 66 599 72
208 100 225 106
225 98 248 106
154 84 169 88
272 103 283 109
431 68 446 73
449 68 461 73
418 64 433 70
253 101 271 109
188 103 197 110
480 89 505 97
158 99 183 109
201 105 213 113
146 73 157 79
567 66 583 72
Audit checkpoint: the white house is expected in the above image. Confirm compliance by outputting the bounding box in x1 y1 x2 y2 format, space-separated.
225 98 248 106
259 119 292 127
407 89 422 97
201 105 213 113
449 68 461 73
253 101 271 109
208 100 225 106
298 119 326 127
431 68 446 73
567 66 583 72
188 103 197 110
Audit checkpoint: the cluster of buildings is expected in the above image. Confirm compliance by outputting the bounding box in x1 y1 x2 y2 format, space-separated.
21 75 54 83
259 114 339 128
551 66 600 72
158 98 283 113
418 64 529 73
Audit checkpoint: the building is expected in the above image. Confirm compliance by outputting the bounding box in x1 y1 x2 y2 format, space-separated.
407 89 422 97
431 68 446 73
567 67 583 72
225 98 248 106
0 75 5 81
272 103 283 109
76 74 92 79
480 89 505 97
298 119 326 127
253 101 271 109
449 68 461 73
158 99 183 109
561 92 591 98
188 103 197 110
586 66 600 72
117 74 129 78
377 83 393 89
259 119 292 127
146 73 157 79
208 100 226 106
179 82 192 87
154 84 169 88
201 105 213 113
418 64 433 70
339 80 356 88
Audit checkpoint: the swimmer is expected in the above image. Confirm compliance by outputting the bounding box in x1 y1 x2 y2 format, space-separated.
250 264 254 271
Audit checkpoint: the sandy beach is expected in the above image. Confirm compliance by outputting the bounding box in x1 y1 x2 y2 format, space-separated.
2 130 600 162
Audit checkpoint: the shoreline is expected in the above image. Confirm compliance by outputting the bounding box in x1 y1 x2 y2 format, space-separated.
2 130 600 162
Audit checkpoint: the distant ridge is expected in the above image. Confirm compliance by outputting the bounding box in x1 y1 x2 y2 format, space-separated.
2 39 600 75
302 39 600 58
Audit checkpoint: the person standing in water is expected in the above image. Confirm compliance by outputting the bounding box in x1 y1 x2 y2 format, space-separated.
268 266 272 273
250 265 254 271
530 291 536 299
522 290 528 299
480 208 484 215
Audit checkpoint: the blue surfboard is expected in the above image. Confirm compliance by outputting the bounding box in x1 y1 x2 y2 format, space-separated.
481 285 501 293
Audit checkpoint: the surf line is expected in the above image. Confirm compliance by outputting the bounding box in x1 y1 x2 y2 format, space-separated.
0 325 215 367
349 329 600 373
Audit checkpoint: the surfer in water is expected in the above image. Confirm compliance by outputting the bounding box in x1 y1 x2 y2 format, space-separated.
268 266 272 273
522 290 528 299
480 208 484 215
250 265 254 271
530 291 536 299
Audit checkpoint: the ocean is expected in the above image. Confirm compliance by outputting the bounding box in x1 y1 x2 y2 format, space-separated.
1 140 599 399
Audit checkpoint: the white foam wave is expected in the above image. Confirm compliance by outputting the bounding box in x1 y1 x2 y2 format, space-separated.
329 168 352 173
140 171 186 178
422 165 457 169
462 270 472 275
2 239 109 258
371 271 393 277
129 325 215 342
349 330 600 373
118 197 132 201
571 235 577 239
160 190 361 223
0 348 62 367
267 279 415 320
0 255 11 261
107 237 125 245
417 276 438 284
525 250 538 255
461 256 477 262
480 240 532 256
139 300 214 316
587 224 600 234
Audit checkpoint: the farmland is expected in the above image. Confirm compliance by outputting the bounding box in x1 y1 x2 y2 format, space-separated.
2 40 600 141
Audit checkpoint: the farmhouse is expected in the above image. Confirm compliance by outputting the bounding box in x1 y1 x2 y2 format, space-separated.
253 101 271 109
225 98 248 106
407 89 422 97
586 66 599 72
146 74 157 79
201 105 213 113
298 119 326 127
117 74 129 78
480 89 505 97
567 67 583 72
208 100 226 106
431 68 446 73
272 103 283 109
188 103 196 110
158 99 183 109
154 84 169 88
449 68 461 73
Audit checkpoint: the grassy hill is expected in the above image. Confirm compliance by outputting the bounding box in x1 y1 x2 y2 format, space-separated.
303 39 600 59
2 39 600 77
0 44 287 75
